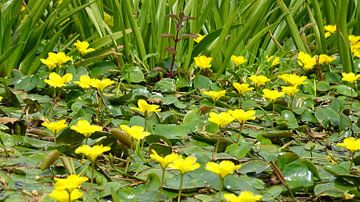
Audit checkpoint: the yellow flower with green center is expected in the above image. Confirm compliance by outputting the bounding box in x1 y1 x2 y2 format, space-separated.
74 40 95 55
53 175 88 191
231 55 247 66
75 144 111 162
90 78 115 92
206 160 241 178
249 75 270 87
75 75 93 89
45 72 73 88
266 56 280 67
70 120 102 138
150 149 179 169
42 120 67 134
281 86 299 96
48 188 83 202
263 89 284 102
194 55 212 70
120 125 150 141
278 74 307 87
324 25 336 38
131 99 161 114
228 109 256 124
297 51 316 70
337 137 360 153
202 90 226 101
342 72 360 83
232 83 253 94
169 156 200 174
194 34 205 43
208 111 234 127
224 191 263 202
317 54 335 65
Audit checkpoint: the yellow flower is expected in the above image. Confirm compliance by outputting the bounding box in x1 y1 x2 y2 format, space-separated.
42 120 67 134
342 72 360 83
194 34 205 43
131 99 161 114
266 56 280 67
202 90 226 101
40 52 58 70
263 89 284 102
337 137 360 153
231 55 247 66
48 188 83 202
224 191 262 202
208 111 234 127
150 149 179 169
0 96 2 102
70 120 102 138
228 109 256 124
324 25 336 33
233 83 253 94
74 40 95 55
317 54 335 65
249 75 270 87
55 52 72 65
120 125 150 141
349 35 360 44
324 25 336 39
169 156 200 174
278 74 307 87
75 75 92 89
281 86 299 96
90 78 115 92
45 72 73 88
205 160 241 178
297 51 316 70
194 55 212 70
53 175 88 191
75 144 111 162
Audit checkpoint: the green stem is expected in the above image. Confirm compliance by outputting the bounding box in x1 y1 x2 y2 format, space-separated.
177 174 184 202
272 102 275 128
219 176 224 200
236 123 244 143
158 168 166 201
213 134 220 160
125 151 132 175
91 162 95 186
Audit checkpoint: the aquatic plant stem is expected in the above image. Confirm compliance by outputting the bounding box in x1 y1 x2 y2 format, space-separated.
177 173 184 202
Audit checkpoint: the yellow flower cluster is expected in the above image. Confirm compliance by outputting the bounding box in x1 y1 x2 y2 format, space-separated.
41 52 72 70
75 75 115 92
349 35 360 58
298 52 335 70
208 109 256 127
278 73 307 97
48 175 88 202
337 137 360 153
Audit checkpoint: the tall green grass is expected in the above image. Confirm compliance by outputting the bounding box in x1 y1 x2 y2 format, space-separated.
1 0 359 77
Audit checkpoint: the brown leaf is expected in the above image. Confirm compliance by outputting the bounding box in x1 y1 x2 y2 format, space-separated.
306 128 326 139
0 117 19 124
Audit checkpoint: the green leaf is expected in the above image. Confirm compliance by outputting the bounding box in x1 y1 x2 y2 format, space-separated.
121 65 145 83
154 78 176 93
225 143 252 159
153 124 189 139
193 75 212 90
335 85 357 97
282 160 314 189
315 107 340 127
